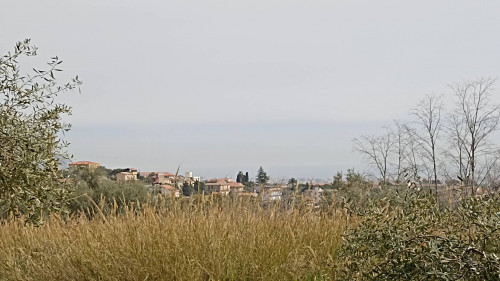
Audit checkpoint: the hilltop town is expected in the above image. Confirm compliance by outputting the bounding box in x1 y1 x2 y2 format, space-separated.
67 160 328 205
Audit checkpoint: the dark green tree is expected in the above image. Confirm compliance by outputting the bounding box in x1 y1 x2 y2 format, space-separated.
299 183 310 193
346 168 366 185
243 182 254 192
236 171 244 183
193 180 206 194
182 182 193 196
0 39 81 224
256 166 269 185
332 171 343 189
68 165 107 190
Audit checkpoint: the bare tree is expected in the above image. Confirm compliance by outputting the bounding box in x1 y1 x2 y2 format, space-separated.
450 78 500 194
402 125 426 183
413 95 443 192
443 112 471 190
353 128 396 185
481 152 500 191
392 120 409 183
475 152 500 188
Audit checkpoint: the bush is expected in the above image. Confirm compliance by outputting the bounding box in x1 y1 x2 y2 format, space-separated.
69 179 151 216
338 190 500 280
0 40 81 224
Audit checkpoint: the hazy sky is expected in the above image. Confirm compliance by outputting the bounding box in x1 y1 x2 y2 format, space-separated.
2 0 500 179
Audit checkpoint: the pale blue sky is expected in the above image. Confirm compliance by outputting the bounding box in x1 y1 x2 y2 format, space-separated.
2 0 500 179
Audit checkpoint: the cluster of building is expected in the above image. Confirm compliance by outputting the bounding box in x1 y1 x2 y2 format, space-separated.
139 171 201 197
68 161 326 204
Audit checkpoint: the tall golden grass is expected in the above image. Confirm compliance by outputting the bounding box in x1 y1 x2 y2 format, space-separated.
0 195 353 280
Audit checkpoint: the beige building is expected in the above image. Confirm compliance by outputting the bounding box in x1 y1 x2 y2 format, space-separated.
69 161 100 170
140 172 176 185
229 182 245 193
206 182 230 195
157 172 175 185
116 169 138 182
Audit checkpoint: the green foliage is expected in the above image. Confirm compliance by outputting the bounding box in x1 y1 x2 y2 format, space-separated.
332 171 343 189
256 166 269 185
66 166 107 190
345 168 368 187
339 191 500 280
0 39 81 224
236 171 244 183
182 182 193 196
299 183 310 193
243 181 255 192
329 169 378 212
193 180 206 194
69 179 150 215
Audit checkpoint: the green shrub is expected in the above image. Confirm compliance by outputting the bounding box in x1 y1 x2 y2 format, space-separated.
338 190 500 280
68 179 151 215
0 40 81 224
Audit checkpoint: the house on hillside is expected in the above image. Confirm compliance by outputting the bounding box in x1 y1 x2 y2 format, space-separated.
206 182 231 195
157 172 176 184
141 172 176 185
262 188 283 201
69 161 100 170
160 184 180 197
204 178 242 195
229 182 245 193
116 168 138 182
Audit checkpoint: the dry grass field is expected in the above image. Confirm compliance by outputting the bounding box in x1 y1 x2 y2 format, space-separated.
0 195 353 281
